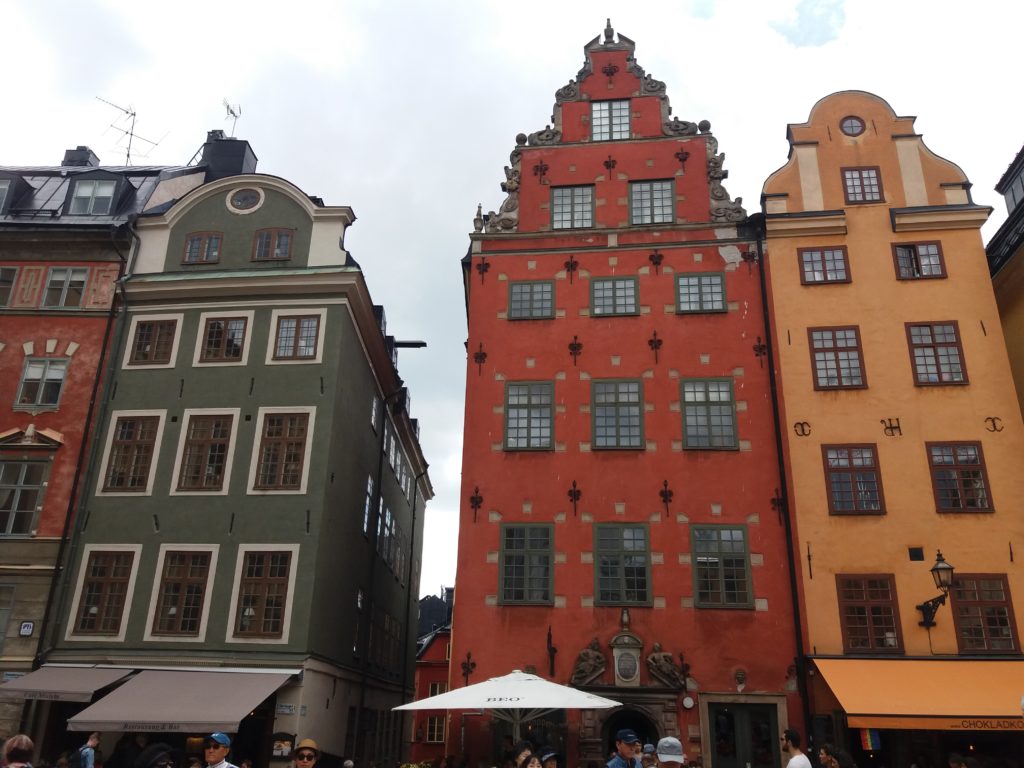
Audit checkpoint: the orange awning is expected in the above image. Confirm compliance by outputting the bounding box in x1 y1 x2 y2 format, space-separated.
814 658 1024 731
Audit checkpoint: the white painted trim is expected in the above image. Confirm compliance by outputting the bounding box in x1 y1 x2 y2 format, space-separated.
94 410 167 497
142 543 220 643
264 308 328 366
65 543 143 643
191 310 256 367
245 406 316 495
224 543 300 645
168 408 242 496
121 313 184 370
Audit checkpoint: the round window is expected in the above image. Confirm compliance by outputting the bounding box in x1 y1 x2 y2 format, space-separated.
840 116 865 137
230 188 262 210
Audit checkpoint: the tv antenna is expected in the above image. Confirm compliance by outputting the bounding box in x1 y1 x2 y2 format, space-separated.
96 97 163 165
223 99 242 137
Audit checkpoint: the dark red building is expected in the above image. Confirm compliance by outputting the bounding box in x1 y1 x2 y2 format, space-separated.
450 23 801 768
409 623 452 765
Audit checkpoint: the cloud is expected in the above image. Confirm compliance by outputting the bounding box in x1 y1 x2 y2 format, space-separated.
771 0 845 47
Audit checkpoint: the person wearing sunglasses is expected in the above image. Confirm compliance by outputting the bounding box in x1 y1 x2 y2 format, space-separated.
203 734 237 768
291 740 319 768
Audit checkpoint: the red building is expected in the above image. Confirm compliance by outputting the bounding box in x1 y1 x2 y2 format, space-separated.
450 23 803 768
409 623 452 764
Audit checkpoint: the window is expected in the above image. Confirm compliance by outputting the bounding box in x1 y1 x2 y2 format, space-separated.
842 167 883 203
200 317 246 362
428 682 447 697
927 442 992 512
676 273 725 312
255 413 309 490
681 379 737 449
692 526 751 608
907 322 966 385
822 445 884 515
500 524 552 604
74 550 134 634
152 551 211 636
0 267 16 306
103 416 159 492
810 327 865 389
426 716 446 743
552 186 593 229
799 247 849 284
592 100 630 140
370 395 381 431
274 315 320 360
253 228 293 261
592 380 643 449
504 382 553 450
177 414 234 491
839 116 865 137
69 179 116 215
596 525 649 604
362 476 374 535
951 574 1018 653
591 278 638 316
0 461 45 535
183 232 222 264
234 550 292 637
630 180 674 225
836 575 902 653
894 242 945 280
509 281 554 319
16 359 67 408
0 180 9 210
129 320 177 365
42 268 88 308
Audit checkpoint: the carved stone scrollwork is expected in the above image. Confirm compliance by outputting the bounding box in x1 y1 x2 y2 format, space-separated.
706 134 747 223
485 165 521 232
555 80 580 103
663 117 700 137
528 126 562 146
646 642 687 689
570 637 606 686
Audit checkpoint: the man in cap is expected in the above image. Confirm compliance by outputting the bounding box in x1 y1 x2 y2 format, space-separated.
292 739 319 768
641 745 657 768
203 733 238 768
539 749 558 768
654 737 686 768
607 729 642 768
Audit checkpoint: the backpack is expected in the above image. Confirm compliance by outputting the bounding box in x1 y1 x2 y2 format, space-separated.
69 747 87 768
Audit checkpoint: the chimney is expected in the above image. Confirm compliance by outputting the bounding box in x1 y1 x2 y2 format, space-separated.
200 130 258 181
62 146 100 167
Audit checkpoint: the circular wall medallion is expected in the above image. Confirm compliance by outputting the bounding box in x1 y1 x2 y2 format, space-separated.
840 116 865 137
226 187 264 214
616 651 639 681
682 696 695 709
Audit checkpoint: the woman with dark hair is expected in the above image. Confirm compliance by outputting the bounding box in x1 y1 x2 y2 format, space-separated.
513 743 534 768
519 755 542 768
818 745 857 768
5 735 35 768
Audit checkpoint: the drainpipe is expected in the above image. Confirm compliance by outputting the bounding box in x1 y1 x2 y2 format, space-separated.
750 214 814 742
399 466 429 761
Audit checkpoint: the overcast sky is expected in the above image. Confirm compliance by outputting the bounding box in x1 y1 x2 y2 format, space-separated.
2 0 1019 599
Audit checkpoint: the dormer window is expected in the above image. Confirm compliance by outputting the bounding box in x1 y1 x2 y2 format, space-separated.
69 180 117 215
253 229 293 261
592 100 630 141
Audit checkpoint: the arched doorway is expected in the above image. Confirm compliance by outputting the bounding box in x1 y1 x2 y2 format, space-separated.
601 709 658 759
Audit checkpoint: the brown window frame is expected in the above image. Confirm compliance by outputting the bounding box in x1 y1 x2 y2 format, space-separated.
841 166 884 204
273 315 320 360
822 444 885 515
103 416 159 491
234 550 292 638
74 550 134 634
809 326 866 390
906 321 967 386
254 413 309 490
199 317 247 362
799 246 851 285
182 232 222 264
950 573 1020 654
151 550 212 636
252 228 295 261
177 414 234 491
892 241 946 280
836 574 903 654
926 441 993 512
128 320 177 365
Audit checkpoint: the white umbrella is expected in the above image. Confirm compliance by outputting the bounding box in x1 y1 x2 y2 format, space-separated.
394 669 621 740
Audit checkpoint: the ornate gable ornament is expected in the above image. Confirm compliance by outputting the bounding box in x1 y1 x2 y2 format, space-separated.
0 424 64 448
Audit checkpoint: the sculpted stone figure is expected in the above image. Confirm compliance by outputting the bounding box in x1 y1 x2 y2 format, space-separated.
646 643 686 688
486 166 521 232
570 637 606 686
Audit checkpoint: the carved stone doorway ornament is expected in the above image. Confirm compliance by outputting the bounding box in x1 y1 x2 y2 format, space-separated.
570 637 606 686
609 626 643 688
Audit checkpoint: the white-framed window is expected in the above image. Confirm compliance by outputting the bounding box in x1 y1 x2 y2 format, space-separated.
246 406 316 495
192 310 255 367
95 409 167 497
143 543 220 642
122 313 184 370
69 179 117 215
265 308 328 365
0 460 47 536
42 268 88 308
168 408 241 496
65 543 142 642
592 100 630 140
15 358 68 408
225 543 300 644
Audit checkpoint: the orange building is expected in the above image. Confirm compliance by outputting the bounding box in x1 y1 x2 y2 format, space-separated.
451 23 802 768
762 92 1024 765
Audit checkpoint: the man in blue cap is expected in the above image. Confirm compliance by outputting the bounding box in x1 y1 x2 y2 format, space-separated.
203 733 237 768
607 729 642 768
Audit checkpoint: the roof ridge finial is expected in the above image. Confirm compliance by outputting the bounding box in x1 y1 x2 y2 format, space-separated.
604 18 615 44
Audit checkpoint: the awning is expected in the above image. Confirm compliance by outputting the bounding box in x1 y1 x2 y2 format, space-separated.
815 658 1024 731
67 669 292 732
0 666 132 702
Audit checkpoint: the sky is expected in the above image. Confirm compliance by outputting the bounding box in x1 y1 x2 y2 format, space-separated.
2 0 1019 599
